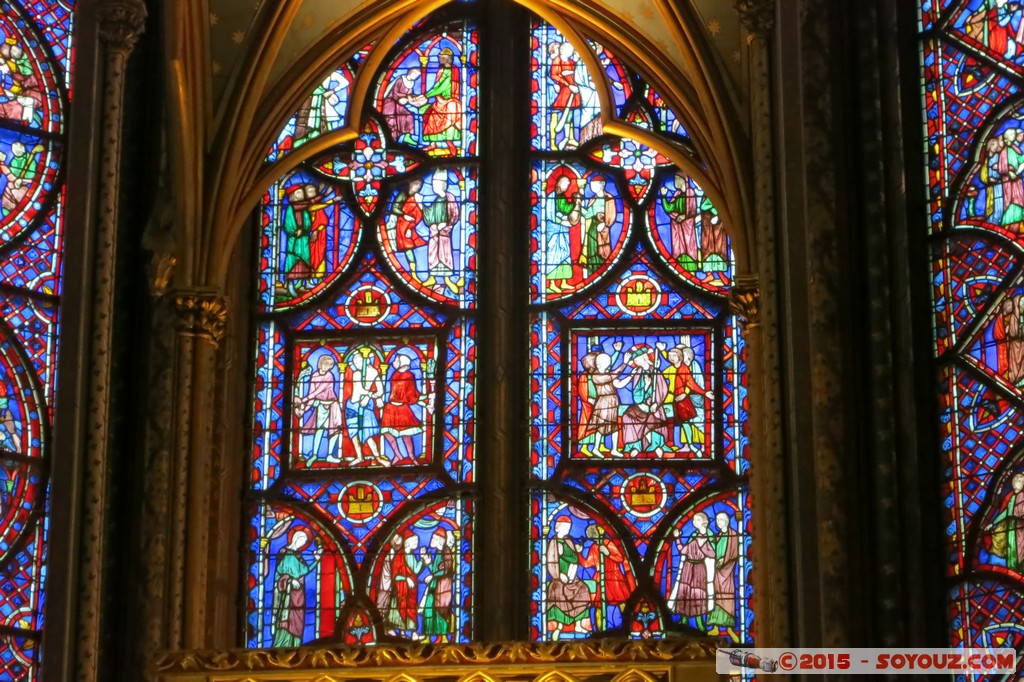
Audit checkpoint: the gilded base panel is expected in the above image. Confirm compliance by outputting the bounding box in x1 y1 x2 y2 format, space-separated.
151 641 720 682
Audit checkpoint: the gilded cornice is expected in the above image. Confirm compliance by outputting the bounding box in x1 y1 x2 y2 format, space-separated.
152 640 719 675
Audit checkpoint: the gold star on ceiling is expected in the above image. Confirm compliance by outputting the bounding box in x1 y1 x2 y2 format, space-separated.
209 12 219 26
232 30 246 44
707 19 721 36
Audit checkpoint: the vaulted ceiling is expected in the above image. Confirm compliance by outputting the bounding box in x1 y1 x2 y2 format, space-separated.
206 0 745 109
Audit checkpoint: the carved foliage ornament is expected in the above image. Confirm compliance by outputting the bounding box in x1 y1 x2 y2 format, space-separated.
171 290 229 346
729 275 760 331
734 0 774 37
151 640 719 675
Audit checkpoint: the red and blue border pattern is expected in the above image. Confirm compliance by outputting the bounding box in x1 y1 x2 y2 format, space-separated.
0 0 73 679
921 0 1024 667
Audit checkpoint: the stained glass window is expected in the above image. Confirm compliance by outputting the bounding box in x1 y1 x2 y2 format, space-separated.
0 0 74 678
920 0 1024 657
247 2 751 648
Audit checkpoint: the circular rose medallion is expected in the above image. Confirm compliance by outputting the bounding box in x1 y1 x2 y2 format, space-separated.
620 473 667 518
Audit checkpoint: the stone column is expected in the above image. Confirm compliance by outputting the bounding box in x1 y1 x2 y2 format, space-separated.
76 2 146 681
734 0 791 648
135 287 229 663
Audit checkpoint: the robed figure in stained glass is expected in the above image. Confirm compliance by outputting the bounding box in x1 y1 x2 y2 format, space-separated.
381 353 424 465
545 169 579 293
423 173 461 292
281 183 329 295
994 297 1024 386
661 175 699 270
966 0 1024 59
989 473 1024 571
422 48 462 155
0 380 19 453
377 534 404 635
706 512 739 630
582 524 634 629
580 177 615 276
665 513 716 620
344 347 386 465
390 534 425 639
421 529 455 639
388 178 428 276
273 528 321 647
297 353 345 465
545 516 593 639
997 128 1024 228
381 68 426 145
295 74 349 144
0 37 39 125
548 42 582 150
615 345 668 455
662 345 712 454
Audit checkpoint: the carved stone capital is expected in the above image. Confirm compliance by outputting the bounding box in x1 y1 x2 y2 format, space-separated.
171 290 229 347
735 0 774 38
729 275 761 331
97 0 147 53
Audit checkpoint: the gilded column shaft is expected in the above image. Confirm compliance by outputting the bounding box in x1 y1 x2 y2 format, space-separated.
77 2 146 681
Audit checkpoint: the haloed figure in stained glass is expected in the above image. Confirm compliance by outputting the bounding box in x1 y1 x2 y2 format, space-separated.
665 512 716 624
988 473 1024 572
662 345 713 454
422 529 456 638
273 528 322 647
0 380 19 454
582 523 634 629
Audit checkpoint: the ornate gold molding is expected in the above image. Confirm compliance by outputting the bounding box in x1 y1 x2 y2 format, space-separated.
728 276 760 331
171 290 229 347
152 640 719 676
734 0 774 38
97 0 147 53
